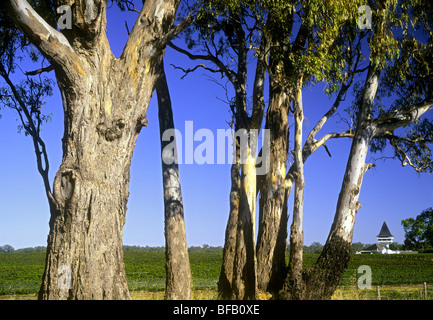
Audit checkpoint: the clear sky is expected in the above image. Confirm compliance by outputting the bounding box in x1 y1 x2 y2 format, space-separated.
0 2 432 250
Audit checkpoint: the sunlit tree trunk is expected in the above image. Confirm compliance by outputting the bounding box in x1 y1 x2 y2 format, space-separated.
5 0 182 299
233 141 259 299
256 73 290 293
156 61 192 300
281 67 380 300
279 79 306 299
218 137 240 299
219 19 268 299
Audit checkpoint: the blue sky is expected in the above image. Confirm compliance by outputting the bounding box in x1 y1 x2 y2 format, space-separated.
0 2 432 250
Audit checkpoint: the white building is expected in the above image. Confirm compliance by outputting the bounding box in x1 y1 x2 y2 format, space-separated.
356 221 400 254
376 221 399 254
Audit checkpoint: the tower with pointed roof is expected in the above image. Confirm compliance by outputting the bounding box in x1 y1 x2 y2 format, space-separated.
356 221 400 254
377 221 394 249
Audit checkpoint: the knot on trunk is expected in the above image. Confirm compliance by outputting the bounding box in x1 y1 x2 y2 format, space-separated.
135 115 148 133
97 118 125 141
60 170 76 202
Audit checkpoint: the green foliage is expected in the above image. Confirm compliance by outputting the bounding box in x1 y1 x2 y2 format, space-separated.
0 252 46 295
0 5 54 135
402 207 433 251
0 244 15 253
2 251 433 296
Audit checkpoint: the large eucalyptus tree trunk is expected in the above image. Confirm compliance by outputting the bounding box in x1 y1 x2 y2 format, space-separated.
218 19 268 300
232 137 259 300
281 80 306 300
156 61 192 300
256 77 290 293
280 67 380 300
5 0 182 300
299 68 380 299
218 138 240 299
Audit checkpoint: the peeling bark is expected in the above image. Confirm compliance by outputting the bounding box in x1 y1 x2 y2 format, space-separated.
218 20 268 300
280 80 306 300
5 0 183 300
218 138 240 299
281 67 380 300
156 61 192 300
233 144 259 300
256 77 289 293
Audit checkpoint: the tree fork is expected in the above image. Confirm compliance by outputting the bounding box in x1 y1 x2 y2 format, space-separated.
5 0 185 300
290 67 380 300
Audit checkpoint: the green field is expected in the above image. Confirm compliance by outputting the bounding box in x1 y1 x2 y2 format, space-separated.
1 252 433 298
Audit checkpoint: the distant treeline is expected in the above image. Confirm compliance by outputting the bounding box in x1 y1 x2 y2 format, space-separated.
0 244 224 253
0 242 406 254
304 242 405 254
0 244 46 253
123 244 224 253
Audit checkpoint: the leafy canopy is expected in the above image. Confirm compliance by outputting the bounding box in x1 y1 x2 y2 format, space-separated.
402 207 433 251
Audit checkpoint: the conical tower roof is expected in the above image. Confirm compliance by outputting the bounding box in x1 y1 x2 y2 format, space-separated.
377 221 393 237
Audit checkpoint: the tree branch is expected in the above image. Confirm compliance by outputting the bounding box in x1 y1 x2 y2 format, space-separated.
305 81 351 146
4 0 76 71
25 65 54 76
170 63 224 79
388 138 431 173
250 33 270 130
374 100 433 134
161 13 195 46
168 42 237 85
284 130 355 188
0 60 55 206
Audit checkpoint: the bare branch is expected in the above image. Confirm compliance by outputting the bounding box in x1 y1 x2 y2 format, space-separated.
168 42 237 84
283 130 354 188
0 60 54 205
380 132 433 144
125 21 131 36
116 0 141 13
376 131 433 173
305 81 351 145
161 13 195 46
170 63 224 79
25 65 54 76
389 138 430 173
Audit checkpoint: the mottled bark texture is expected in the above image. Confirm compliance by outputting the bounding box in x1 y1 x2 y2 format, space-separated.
233 145 259 300
218 17 268 300
256 76 289 294
218 138 240 299
280 67 380 300
5 0 182 299
156 61 192 300
284 80 306 300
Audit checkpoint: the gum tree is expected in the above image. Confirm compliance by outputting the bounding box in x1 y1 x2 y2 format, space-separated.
2 0 192 299
156 58 192 299
169 0 269 299
255 0 366 294
279 0 433 299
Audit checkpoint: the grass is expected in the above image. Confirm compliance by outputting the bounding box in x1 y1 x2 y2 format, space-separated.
1 252 433 300
331 284 432 300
